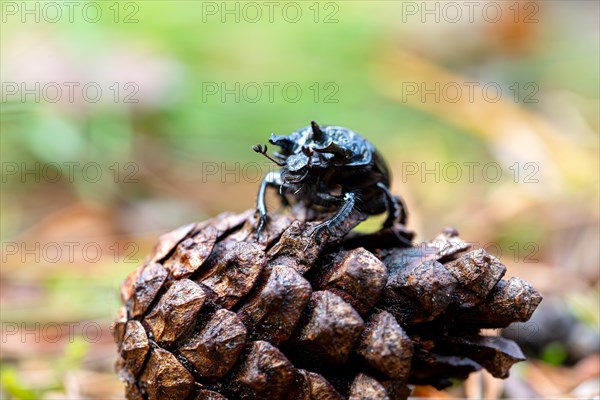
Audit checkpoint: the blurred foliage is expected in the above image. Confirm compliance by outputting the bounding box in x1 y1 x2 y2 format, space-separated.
0 366 39 400
1 1 599 398
540 342 569 366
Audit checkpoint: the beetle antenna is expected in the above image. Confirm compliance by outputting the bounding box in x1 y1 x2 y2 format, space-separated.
311 121 325 142
252 143 285 166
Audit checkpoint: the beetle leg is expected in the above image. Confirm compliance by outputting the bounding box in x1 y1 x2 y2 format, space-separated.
376 182 412 246
395 195 408 226
309 192 356 240
377 182 408 226
256 170 284 236
311 190 343 206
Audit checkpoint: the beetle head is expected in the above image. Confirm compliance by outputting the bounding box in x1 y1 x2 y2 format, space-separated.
268 133 294 154
281 153 310 183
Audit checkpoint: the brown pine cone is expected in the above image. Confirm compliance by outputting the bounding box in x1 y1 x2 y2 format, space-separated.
114 209 542 400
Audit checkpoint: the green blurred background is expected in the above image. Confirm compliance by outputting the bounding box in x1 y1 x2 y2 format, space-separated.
1 1 598 398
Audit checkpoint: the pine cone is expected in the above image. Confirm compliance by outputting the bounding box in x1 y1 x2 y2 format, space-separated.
114 209 542 400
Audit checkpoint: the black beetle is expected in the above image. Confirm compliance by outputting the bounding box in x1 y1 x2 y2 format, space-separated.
253 121 408 241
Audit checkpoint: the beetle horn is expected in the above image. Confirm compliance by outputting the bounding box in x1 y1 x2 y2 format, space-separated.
313 142 353 158
310 121 326 143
